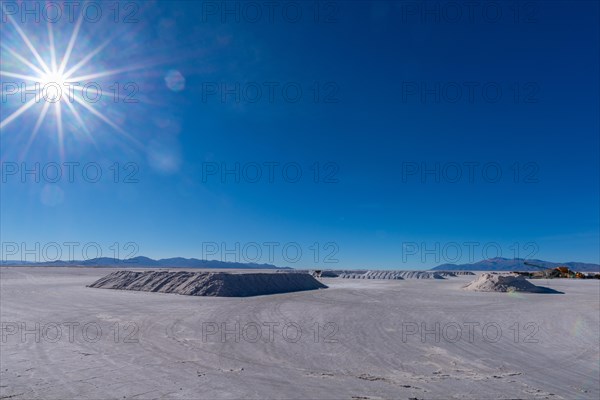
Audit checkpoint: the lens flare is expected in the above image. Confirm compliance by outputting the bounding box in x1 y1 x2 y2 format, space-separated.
570 317 586 338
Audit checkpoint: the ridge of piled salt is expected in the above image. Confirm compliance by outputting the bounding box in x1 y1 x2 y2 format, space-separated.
88 271 327 297
463 273 561 293
338 270 447 280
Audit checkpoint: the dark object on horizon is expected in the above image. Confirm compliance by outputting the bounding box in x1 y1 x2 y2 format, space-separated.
312 270 340 278
523 262 591 279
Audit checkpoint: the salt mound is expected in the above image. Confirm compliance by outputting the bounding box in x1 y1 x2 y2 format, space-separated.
354 271 404 280
436 271 457 277
367 271 404 279
464 273 561 293
338 271 445 280
398 271 445 279
436 271 475 276
88 271 327 297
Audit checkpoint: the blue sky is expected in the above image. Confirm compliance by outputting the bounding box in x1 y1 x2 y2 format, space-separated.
1 1 598 269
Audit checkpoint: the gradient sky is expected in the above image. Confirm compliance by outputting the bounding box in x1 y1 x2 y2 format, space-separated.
1 0 598 269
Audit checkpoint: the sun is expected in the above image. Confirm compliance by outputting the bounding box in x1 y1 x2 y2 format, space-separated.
40 71 69 89
38 71 69 103
0 5 147 158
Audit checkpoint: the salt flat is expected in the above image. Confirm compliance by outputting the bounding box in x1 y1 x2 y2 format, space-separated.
1 267 598 399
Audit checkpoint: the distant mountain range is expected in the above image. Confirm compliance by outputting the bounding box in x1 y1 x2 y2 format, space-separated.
0 256 284 269
431 257 600 272
2 256 598 272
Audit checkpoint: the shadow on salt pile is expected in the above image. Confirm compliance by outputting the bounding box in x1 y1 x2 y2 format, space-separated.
87 270 327 297
464 273 563 294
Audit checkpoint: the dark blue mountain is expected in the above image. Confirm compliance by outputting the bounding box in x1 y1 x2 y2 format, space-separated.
1 256 284 269
431 257 600 272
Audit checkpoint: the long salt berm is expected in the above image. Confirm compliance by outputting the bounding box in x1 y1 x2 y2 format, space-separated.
88 270 327 297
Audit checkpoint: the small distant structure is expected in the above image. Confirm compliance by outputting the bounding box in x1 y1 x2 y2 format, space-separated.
311 270 339 278
522 262 591 279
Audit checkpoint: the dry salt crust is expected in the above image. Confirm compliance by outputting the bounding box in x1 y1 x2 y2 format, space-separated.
1 267 599 400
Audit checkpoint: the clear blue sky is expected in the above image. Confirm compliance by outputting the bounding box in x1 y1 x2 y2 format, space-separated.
1 1 598 269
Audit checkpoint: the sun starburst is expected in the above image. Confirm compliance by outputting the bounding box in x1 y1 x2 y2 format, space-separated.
0 4 148 158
